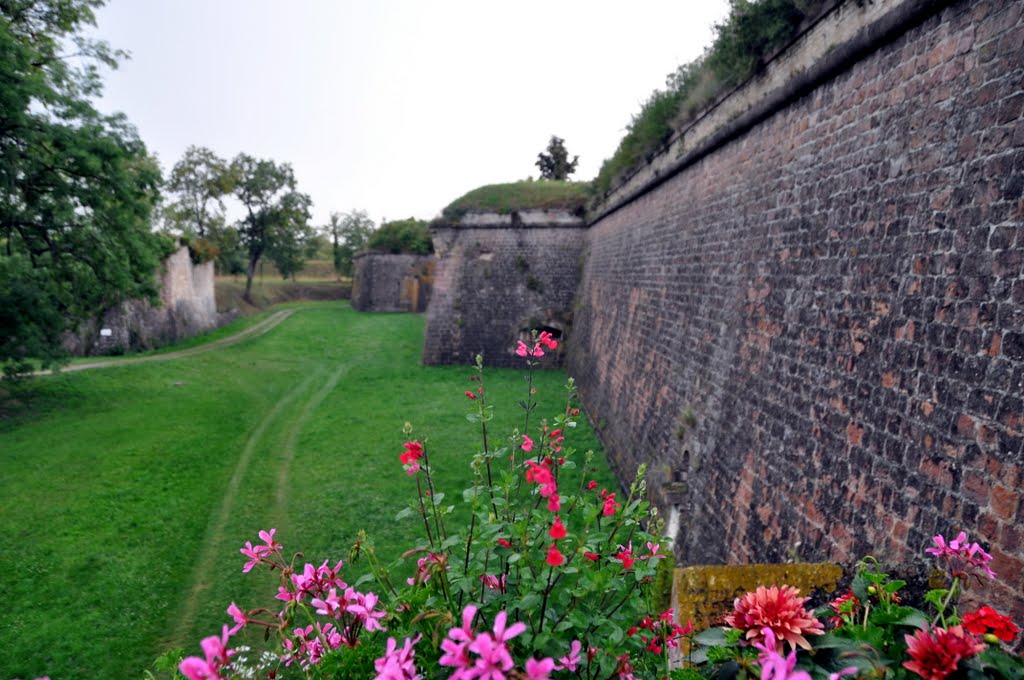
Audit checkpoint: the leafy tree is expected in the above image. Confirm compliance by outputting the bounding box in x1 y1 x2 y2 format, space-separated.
229 154 312 301
323 209 375 278
535 135 579 180
0 0 170 376
366 218 433 255
266 193 315 281
164 145 232 238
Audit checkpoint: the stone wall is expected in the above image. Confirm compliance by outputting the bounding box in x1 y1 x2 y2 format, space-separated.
351 252 434 313
66 246 221 355
423 210 587 367
569 0 1024 619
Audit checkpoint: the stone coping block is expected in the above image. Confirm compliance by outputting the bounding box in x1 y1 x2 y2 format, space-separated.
674 563 844 632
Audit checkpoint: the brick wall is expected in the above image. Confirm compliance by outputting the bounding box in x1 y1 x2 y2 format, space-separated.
570 0 1024 618
423 211 587 367
352 252 434 312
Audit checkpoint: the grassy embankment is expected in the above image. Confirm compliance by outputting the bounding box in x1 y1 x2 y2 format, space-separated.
0 302 616 679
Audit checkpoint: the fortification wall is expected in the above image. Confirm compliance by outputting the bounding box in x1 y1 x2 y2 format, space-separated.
569 0 1024 618
66 246 221 355
423 211 586 367
352 253 434 313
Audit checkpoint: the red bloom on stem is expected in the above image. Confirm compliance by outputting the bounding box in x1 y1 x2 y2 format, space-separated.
583 552 599 561
497 538 511 549
724 585 825 651
465 391 476 400
903 626 985 680
616 543 635 569
828 590 861 629
545 543 565 567
961 606 1020 642
587 480 598 490
538 331 558 350
399 441 424 465
549 516 567 540
602 493 621 516
521 435 534 452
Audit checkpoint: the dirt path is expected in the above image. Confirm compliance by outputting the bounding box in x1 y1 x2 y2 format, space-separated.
34 309 295 376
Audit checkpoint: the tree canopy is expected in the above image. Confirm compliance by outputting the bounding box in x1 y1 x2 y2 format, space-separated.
0 0 171 376
230 154 313 299
323 209 375 278
535 136 579 181
367 218 433 255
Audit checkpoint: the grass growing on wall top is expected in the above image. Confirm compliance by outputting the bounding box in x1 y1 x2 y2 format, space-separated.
440 180 591 222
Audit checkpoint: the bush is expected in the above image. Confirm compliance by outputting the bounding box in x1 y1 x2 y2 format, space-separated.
366 218 434 255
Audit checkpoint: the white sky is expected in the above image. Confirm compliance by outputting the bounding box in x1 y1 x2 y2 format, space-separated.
88 1 730 226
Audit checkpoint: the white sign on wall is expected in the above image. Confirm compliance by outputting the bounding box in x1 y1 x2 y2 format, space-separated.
100 328 112 337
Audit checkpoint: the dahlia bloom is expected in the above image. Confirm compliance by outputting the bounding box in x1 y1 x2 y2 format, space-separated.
903 626 985 680
724 585 825 650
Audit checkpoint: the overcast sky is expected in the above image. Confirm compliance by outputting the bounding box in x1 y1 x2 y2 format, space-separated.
88 1 730 226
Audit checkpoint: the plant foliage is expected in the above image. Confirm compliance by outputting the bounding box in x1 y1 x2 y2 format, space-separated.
0 0 171 377
366 218 433 255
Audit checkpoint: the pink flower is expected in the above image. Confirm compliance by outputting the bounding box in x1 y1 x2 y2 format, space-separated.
903 626 985 680
537 331 558 350
373 635 421 680
524 656 556 679
546 493 561 512
587 480 598 490
180 625 234 680
465 391 476 400
642 541 662 559
439 605 477 675
926 531 996 580
399 441 424 465
258 528 282 553
724 585 825 651
556 640 582 671
515 341 530 357
753 628 812 680
546 544 565 567
226 602 247 635
239 541 264 573
549 516 567 540
521 434 534 452
479 573 506 591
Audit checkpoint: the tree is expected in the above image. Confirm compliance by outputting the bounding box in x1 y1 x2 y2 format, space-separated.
229 154 312 301
535 136 579 180
265 192 315 281
165 146 232 238
323 210 375 278
1 0 170 376
367 218 433 255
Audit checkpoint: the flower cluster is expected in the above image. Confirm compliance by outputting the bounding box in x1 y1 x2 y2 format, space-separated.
515 330 558 358
690 531 1022 680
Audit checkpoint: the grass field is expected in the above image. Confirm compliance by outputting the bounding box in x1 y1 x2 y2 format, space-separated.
0 303 616 679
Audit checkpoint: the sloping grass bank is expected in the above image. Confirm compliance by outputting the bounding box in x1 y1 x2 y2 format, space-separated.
0 303 616 679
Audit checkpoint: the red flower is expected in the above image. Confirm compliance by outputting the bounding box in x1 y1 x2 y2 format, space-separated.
538 331 558 349
546 493 561 512
497 538 511 549
724 585 825 651
545 544 565 567
549 516 567 540
586 480 598 490
602 493 621 516
616 543 635 570
465 391 476 400
399 441 424 465
828 590 860 629
583 552 599 561
961 606 1020 642
903 626 985 680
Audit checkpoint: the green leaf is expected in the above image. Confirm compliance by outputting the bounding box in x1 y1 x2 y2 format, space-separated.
694 627 730 646
395 506 415 521
466 412 481 423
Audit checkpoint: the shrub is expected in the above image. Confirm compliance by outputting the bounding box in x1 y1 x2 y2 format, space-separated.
367 218 434 255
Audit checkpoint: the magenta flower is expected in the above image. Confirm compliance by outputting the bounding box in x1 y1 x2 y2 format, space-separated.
439 605 478 677
556 640 582 671
239 541 265 573
524 656 556 679
180 625 234 680
925 531 996 580
225 602 247 635
373 635 421 680
257 528 282 553
753 628 812 680
521 434 534 452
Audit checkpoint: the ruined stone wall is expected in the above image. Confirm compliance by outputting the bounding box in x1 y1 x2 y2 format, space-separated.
423 211 587 367
66 246 221 355
569 0 1024 619
352 253 434 313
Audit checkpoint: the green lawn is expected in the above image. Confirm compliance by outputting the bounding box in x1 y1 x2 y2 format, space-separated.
0 302 616 679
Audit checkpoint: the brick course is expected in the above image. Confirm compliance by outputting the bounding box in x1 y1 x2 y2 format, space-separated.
569 0 1024 618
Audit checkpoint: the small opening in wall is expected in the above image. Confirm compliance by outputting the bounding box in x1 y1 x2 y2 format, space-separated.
534 325 563 340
